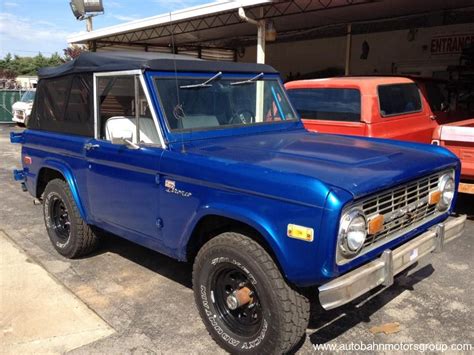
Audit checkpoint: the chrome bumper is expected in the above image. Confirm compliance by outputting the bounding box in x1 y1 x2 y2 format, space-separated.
319 215 466 310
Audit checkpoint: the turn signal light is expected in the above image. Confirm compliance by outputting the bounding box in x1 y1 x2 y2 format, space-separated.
428 190 441 205
368 214 384 235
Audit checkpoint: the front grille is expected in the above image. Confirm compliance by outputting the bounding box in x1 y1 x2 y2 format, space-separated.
359 171 447 250
14 110 25 120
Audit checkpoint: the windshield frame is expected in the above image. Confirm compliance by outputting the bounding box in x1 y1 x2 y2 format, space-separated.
146 71 302 143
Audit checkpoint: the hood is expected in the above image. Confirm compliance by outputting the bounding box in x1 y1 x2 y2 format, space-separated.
12 101 33 111
182 129 458 199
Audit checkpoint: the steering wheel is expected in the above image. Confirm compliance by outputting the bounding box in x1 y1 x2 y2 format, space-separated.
230 109 255 125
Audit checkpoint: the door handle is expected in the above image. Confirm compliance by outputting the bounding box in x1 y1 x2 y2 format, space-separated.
84 143 100 151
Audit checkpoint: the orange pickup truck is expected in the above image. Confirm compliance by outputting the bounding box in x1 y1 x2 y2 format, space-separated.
285 76 466 143
285 76 474 191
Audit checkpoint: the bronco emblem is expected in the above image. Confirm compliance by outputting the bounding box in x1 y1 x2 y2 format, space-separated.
164 179 192 198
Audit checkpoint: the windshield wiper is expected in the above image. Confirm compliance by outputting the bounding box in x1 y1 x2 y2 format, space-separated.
230 72 264 86
180 71 222 89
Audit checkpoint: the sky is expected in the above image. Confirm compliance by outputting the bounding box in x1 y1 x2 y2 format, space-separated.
0 0 211 57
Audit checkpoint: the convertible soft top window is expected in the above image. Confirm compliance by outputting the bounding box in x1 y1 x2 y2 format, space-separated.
28 74 94 136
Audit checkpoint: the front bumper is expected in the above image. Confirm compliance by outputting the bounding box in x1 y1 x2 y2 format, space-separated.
318 215 466 310
12 112 26 123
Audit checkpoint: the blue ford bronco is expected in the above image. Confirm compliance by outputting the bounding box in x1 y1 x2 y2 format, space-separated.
11 52 466 354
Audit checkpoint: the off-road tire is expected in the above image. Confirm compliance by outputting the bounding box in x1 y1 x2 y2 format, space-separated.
43 178 99 258
193 232 310 354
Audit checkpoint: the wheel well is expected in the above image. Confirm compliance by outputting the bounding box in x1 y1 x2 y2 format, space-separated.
186 215 283 272
36 168 65 199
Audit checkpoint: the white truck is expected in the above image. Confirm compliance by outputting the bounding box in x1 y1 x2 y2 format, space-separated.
12 89 36 126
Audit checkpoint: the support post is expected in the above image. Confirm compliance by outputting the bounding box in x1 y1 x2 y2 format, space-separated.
256 19 266 64
238 7 266 64
345 23 352 76
255 18 265 122
86 16 93 32
238 7 266 122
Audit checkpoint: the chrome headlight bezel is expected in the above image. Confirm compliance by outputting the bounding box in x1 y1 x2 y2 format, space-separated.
437 173 455 211
338 209 368 258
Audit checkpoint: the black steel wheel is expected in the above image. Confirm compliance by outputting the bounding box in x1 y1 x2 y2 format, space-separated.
193 232 310 354
48 195 71 243
211 263 263 338
43 178 100 258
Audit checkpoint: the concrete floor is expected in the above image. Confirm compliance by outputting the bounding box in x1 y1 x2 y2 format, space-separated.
0 231 114 354
0 124 473 353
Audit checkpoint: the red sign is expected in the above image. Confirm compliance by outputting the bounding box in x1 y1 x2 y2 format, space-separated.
431 34 474 55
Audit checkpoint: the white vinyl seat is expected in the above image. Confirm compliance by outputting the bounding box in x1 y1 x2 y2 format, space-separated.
105 116 160 144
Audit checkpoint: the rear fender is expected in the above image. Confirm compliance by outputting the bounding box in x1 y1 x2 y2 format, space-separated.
41 159 87 221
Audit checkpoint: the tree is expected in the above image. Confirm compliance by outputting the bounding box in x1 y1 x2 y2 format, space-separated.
0 52 65 77
63 45 86 61
4 53 12 63
0 69 16 79
49 52 63 65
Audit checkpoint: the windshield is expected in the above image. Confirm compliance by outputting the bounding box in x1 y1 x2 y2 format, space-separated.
20 90 35 103
154 76 297 131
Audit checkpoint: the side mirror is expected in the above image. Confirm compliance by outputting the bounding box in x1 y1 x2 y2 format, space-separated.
111 131 140 150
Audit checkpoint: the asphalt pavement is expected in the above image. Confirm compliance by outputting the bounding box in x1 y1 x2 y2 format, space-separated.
0 124 472 354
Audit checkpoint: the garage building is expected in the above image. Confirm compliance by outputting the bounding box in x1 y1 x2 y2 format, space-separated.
68 0 474 82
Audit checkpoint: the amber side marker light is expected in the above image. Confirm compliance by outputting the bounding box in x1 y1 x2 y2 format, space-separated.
287 224 314 242
429 190 441 205
368 214 384 235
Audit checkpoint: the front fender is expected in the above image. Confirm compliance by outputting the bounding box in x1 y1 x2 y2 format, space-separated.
41 159 88 221
179 203 289 276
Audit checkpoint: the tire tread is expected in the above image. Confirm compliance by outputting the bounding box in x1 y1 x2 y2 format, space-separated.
193 232 309 354
44 179 99 258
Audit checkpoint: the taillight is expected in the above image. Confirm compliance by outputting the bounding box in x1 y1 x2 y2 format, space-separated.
23 156 32 165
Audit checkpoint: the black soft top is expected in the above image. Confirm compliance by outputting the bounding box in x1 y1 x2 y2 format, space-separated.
38 51 278 79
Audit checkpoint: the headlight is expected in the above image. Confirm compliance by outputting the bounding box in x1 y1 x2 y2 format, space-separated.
338 209 367 257
438 173 455 211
